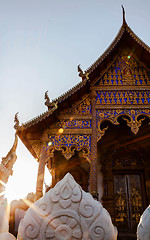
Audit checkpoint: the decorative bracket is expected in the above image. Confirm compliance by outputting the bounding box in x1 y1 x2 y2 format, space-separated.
122 116 145 135
96 109 150 140
46 134 91 162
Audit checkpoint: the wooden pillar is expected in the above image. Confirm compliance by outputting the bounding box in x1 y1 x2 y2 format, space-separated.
51 156 56 187
35 145 47 201
90 89 98 199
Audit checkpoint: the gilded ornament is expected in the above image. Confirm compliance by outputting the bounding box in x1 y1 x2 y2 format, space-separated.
96 53 150 86
97 109 150 137
47 134 91 161
62 96 91 115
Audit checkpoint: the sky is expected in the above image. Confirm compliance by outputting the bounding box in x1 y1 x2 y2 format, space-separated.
0 0 150 202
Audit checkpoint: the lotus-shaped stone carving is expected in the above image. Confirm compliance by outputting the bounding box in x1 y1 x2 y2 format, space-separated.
17 173 117 240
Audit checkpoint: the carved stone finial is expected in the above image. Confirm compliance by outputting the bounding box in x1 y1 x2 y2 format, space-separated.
17 173 118 240
121 5 127 25
14 112 20 130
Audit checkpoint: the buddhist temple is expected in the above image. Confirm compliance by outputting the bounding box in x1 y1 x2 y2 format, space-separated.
15 7 150 239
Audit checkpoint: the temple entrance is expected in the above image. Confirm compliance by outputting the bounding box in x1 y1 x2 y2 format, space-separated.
114 173 143 232
97 117 149 238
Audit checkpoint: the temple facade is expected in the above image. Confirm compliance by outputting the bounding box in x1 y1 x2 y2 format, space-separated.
16 8 150 239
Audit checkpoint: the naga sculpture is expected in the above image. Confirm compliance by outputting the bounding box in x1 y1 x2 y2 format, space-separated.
44 90 58 110
0 133 18 198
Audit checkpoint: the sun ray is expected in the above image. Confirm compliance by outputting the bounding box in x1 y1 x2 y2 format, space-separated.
22 198 45 216
21 198 33 208
5 202 11 220
0 191 5 197
0 180 6 187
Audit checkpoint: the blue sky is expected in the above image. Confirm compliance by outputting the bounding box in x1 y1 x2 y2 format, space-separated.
1 0 150 200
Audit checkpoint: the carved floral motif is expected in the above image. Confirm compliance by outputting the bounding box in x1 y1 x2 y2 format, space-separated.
47 135 91 161
17 173 117 240
96 109 150 139
95 55 150 86
56 119 91 129
62 97 91 115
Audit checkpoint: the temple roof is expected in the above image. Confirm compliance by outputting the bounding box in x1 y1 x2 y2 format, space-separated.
16 8 150 157
85 19 150 76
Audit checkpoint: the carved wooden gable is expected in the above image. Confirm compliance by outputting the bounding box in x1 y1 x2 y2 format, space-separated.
61 95 91 115
94 53 150 106
92 51 150 138
95 53 150 87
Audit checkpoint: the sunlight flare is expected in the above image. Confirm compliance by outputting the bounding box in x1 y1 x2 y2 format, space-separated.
0 191 5 197
0 180 6 187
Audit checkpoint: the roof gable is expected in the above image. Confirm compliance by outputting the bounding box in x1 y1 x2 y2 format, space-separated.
94 52 150 87
17 9 150 132
85 12 150 78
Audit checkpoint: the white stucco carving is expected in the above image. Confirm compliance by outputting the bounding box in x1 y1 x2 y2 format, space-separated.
17 173 117 240
137 205 150 240
0 232 17 240
0 203 8 233
0 203 16 239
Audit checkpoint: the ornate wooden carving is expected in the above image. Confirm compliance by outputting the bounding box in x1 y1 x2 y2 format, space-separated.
46 134 91 162
90 90 98 198
97 109 150 138
56 119 91 129
95 54 150 87
112 146 144 169
96 90 150 105
29 140 42 158
62 96 91 115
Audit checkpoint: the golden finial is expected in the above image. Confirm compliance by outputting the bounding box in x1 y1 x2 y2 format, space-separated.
78 64 88 81
78 64 84 78
14 112 20 130
44 90 50 107
121 5 127 25
44 90 58 110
